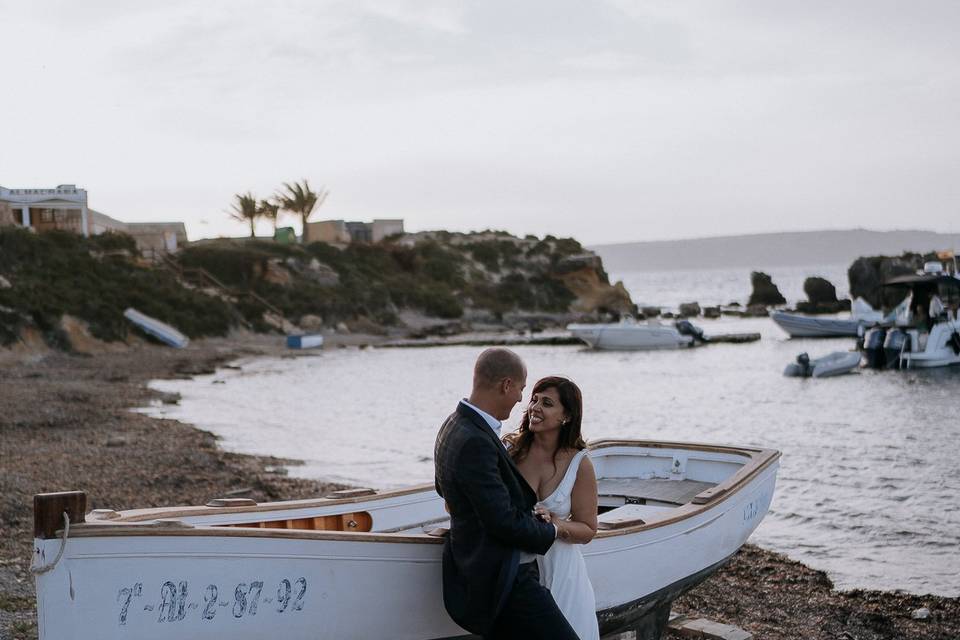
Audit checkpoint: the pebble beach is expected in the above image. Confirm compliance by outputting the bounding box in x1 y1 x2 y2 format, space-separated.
2 336 958 640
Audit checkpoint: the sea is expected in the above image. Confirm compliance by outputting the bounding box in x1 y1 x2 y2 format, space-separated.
142 264 960 597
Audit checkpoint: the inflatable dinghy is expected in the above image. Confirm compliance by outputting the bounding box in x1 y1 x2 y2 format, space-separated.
783 351 861 378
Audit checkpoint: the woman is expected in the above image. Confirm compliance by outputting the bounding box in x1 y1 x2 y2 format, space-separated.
503 376 599 640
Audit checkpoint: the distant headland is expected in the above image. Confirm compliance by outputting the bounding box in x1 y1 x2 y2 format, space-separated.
592 229 960 272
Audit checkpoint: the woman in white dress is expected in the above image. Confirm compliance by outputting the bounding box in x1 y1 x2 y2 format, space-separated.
504 376 599 640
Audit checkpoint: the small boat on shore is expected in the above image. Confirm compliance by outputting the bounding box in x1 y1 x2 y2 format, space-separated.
123 307 189 348
286 333 324 349
31 440 779 640
783 351 861 378
771 298 884 338
567 319 703 350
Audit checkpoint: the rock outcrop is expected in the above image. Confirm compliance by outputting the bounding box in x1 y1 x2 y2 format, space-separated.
848 253 937 310
795 277 851 314
678 302 701 317
747 272 786 306
804 277 838 304
553 253 634 316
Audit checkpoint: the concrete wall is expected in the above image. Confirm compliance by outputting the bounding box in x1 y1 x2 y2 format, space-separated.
371 219 404 242
0 201 16 226
307 220 350 244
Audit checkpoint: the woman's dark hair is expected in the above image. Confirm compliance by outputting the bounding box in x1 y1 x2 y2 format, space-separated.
504 376 586 467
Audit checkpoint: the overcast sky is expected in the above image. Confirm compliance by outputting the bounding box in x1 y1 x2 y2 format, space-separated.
1 1 958 244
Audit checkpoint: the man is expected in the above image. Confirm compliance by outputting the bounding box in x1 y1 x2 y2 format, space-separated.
434 348 578 639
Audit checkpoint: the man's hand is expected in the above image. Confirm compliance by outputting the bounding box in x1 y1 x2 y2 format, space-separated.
533 503 552 523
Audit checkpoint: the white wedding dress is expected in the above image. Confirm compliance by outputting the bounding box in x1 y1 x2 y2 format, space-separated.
537 448 600 640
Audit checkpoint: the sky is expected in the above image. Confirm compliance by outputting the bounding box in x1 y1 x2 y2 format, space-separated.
1 1 958 245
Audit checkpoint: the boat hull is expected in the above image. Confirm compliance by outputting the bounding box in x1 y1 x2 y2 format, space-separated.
567 324 694 350
33 443 779 639
770 312 862 338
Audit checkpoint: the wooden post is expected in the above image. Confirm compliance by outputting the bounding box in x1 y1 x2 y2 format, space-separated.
34 491 86 539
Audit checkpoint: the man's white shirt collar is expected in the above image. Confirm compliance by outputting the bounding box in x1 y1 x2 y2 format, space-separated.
462 399 505 446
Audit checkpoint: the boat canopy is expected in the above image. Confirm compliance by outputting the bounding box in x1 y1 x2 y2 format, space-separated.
882 274 960 288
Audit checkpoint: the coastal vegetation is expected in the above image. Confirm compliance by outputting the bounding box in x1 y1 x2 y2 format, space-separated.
0 228 234 348
0 226 630 348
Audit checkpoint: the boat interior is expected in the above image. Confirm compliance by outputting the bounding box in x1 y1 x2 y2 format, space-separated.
72 441 778 539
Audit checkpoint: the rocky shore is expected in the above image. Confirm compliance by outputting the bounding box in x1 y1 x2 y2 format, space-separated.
1 339 958 640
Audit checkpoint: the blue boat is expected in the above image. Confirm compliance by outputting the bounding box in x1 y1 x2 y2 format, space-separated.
286 334 325 349
123 308 189 348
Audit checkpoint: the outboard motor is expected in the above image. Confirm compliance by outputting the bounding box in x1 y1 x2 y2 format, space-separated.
883 328 909 370
863 327 887 368
951 330 960 355
783 352 814 377
675 319 706 343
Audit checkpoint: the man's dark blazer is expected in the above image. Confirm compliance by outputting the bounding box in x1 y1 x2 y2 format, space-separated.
434 401 556 636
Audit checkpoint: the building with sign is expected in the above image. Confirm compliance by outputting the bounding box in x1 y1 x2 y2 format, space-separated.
0 184 188 258
0 184 92 235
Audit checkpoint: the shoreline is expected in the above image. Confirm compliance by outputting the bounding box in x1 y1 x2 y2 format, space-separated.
1 337 958 640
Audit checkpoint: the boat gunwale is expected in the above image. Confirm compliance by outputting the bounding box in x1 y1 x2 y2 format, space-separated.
55 440 780 544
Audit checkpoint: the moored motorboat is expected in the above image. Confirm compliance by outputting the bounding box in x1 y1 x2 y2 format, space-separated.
863 266 960 369
567 319 700 350
31 440 779 640
771 298 884 338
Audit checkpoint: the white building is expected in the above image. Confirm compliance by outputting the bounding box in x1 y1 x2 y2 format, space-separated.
0 183 188 258
0 184 92 236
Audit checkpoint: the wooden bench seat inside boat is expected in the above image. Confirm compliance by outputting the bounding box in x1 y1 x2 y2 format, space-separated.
597 478 715 506
220 512 373 532
596 503 673 530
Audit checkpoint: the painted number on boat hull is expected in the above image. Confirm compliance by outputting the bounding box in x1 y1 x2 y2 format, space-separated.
116 577 307 627
742 492 769 523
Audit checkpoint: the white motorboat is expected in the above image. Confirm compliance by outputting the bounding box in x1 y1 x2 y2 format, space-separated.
901 319 960 368
771 297 884 338
862 269 960 369
783 351 861 378
31 440 779 640
567 319 700 350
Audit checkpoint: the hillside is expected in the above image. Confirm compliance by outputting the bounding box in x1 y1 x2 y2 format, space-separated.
592 229 960 272
0 228 632 349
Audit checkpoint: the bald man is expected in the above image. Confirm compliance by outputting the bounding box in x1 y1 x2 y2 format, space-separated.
434 348 578 639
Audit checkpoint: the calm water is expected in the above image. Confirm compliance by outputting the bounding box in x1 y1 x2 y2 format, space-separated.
143 268 960 597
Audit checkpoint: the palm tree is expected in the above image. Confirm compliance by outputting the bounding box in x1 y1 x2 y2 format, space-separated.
229 192 260 238
277 180 329 243
258 198 281 231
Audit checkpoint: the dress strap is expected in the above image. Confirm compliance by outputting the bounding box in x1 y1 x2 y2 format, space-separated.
559 449 589 494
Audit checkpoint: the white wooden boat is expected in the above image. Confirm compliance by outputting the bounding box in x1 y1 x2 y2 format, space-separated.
783 351 861 378
31 440 779 640
123 308 189 348
771 297 886 338
567 320 697 350
286 334 324 349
